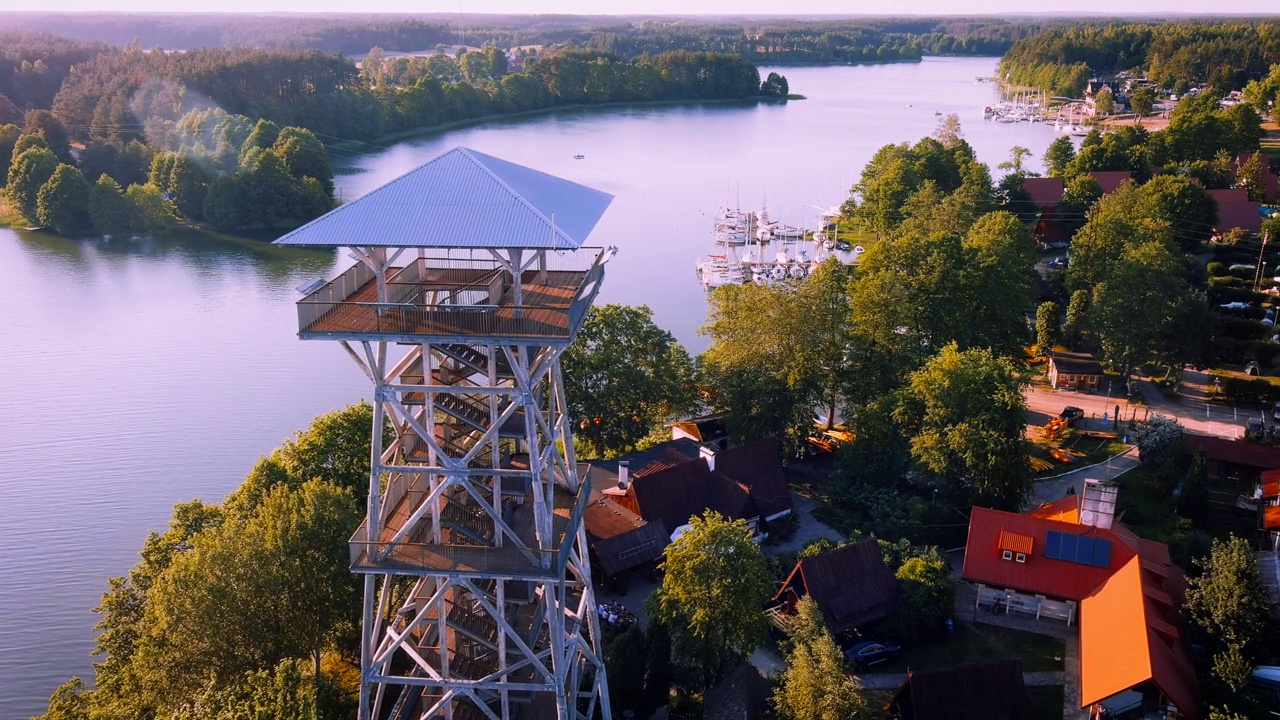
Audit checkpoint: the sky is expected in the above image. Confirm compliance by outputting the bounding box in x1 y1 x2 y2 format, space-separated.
10 0 1280 15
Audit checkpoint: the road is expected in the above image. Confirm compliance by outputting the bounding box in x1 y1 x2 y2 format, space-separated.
1025 371 1258 442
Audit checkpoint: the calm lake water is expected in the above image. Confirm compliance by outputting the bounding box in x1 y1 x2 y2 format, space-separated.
0 56 1064 717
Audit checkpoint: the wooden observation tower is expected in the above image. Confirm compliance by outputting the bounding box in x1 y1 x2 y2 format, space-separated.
276 147 616 720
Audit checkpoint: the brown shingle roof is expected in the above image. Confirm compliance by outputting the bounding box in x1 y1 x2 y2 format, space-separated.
778 539 899 634
1049 351 1104 376
590 521 669 576
712 439 794 520
629 458 753 532
889 660 1035 720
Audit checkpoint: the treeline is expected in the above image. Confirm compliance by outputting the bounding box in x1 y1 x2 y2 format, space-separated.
1000 20 1280 96
0 12 1048 62
0 30 115 116
2 108 335 234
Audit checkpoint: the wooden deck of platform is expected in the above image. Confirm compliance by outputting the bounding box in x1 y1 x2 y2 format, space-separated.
300 267 589 341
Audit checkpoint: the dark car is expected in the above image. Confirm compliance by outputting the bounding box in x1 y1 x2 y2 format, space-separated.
1059 406 1084 427
843 640 902 670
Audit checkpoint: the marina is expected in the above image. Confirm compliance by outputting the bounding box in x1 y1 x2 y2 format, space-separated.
695 204 863 290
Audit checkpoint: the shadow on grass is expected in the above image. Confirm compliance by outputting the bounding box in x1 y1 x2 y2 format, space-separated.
874 621 1064 674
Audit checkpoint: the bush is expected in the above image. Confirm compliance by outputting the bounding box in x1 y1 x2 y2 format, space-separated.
1217 375 1280 404
1208 275 1245 288
1207 261 1226 277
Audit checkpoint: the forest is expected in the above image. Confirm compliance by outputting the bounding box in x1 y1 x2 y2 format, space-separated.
0 13 1042 61
0 30 776 234
999 20 1280 96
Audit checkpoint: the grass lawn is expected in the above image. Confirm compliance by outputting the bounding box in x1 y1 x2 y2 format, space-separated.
1029 433 1130 478
875 621 1064 674
1028 685 1065 720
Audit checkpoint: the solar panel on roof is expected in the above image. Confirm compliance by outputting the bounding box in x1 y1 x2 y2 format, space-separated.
1045 530 1062 558
1092 539 1112 567
1043 530 1112 568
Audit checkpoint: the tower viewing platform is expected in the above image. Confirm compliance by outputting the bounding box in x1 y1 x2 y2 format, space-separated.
275 147 617 720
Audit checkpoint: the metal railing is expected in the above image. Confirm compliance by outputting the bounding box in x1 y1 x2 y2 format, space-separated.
350 539 560 579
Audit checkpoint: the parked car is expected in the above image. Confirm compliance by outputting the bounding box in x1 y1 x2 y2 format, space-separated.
1272 401 1280 422
1220 301 1250 310
844 640 902 670
1059 406 1085 427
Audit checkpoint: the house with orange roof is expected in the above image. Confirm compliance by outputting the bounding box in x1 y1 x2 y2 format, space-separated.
961 480 1200 719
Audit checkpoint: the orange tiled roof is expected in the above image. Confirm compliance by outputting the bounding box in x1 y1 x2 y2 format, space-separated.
1080 557 1200 720
1027 495 1081 524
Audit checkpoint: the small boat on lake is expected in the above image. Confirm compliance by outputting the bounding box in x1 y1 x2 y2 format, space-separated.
574 154 585 160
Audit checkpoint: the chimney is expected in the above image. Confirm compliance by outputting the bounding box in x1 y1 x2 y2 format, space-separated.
617 461 629 490
1080 478 1118 530
700 444 717 473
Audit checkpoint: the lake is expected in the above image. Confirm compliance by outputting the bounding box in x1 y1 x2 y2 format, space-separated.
0 56 1065 717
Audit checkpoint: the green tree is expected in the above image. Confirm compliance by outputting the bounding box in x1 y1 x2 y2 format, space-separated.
563 304 697 458
124 184 176 232
998 145 1034 175
647 512 772 688
173 658 321 720
89 174 132 235
36 163 92 235
895 343 1030 509
24 108 73 162
960 211 1038 354
1130 86 1156 122
880 547 954 644
773 617 871 720
33 677 90 720
1043 135 1076 178
605 626 648 716
643 621 673 712
273 126 334 193
1178 450 1210 521
1186 536 1274 693
167 155 211 220
1090 241 1185 381
6 145 58 222
241 119 282 159
1035 301 1059 356
761 71 789 97
1237 152 1267 203
1063 288 1091 350
0 123 20 187
133 479 360 708
1093 89 1114 116
225 401 377 516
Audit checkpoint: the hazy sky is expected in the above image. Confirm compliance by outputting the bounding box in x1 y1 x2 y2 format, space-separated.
15 0 1280 15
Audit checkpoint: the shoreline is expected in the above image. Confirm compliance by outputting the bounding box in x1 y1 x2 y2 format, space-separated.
329 94 807 155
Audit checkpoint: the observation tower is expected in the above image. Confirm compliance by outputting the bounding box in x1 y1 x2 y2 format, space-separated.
276 147 616 720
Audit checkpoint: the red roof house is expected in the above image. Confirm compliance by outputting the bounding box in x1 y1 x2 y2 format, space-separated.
1182 433 1280 483
1021 176 1065 210
1207 188 1262 234
963 506 1134 602
963 498 1200 719
1088 170 1133 195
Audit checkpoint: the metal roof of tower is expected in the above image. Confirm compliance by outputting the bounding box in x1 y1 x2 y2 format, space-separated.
274 147 613 250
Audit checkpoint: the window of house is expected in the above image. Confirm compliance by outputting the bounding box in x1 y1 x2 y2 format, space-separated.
1016 552 1027 563
1002 549 1013 561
